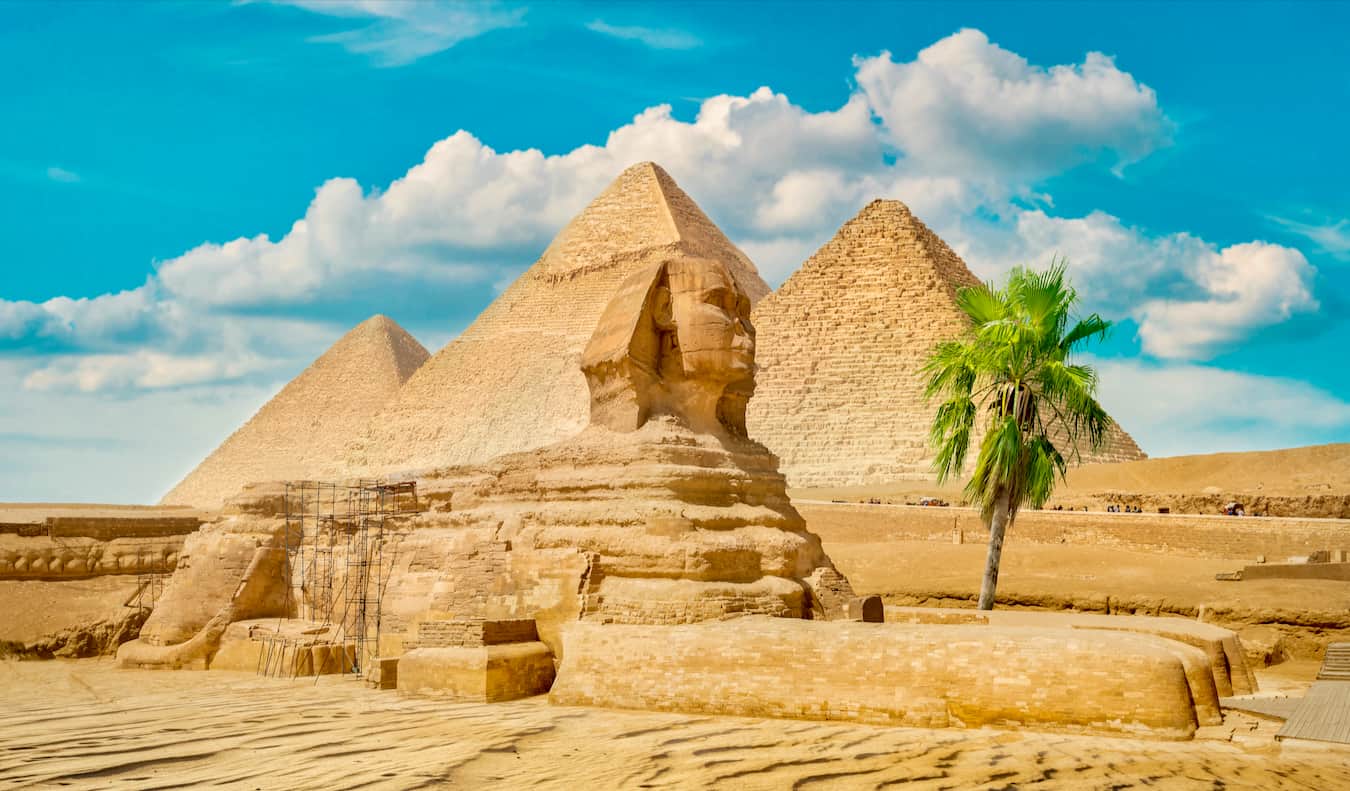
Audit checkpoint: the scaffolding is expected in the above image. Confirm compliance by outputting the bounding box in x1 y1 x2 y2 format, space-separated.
266 479 417 679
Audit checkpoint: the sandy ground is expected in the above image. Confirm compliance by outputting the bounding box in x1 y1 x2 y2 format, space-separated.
0 578 139 644
827 539 1350 615
792 442 1350 505
2 660 1348 790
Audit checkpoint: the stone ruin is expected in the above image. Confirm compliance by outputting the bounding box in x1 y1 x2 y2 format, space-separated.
117 243 854 679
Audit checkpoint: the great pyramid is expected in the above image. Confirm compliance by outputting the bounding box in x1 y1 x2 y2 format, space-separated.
344 162 771 475
747 199 1145 488
160 315 429 508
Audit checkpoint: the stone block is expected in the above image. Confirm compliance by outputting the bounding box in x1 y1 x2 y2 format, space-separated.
847 595 884 623
399 643 556 702
550 617 1212 740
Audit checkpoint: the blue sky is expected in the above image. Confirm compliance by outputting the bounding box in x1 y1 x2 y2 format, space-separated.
3 1 1348 502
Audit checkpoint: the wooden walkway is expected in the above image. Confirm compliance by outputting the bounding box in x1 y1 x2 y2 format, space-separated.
1276 643 1350 744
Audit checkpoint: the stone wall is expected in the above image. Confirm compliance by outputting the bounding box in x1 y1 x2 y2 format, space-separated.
550 617 1212 740
801 503 1350 561
0 510 205 580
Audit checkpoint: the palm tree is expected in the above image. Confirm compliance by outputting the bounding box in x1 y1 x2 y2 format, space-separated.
923 261 1112 610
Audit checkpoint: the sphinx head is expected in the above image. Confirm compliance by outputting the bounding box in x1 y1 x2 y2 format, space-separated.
582 256 756 436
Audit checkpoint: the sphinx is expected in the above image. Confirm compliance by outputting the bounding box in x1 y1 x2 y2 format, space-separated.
118 251 853 670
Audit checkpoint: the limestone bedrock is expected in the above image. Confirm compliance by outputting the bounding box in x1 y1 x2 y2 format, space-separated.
549 618 1217 741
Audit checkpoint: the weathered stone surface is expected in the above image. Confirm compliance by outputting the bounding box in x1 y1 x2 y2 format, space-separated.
748 200 1145 487
160 315 429 509
116 515 290 669
344 162 770 477
399 644 556 702
550 618 1213 740
379 251 850 656
887 607 1256 698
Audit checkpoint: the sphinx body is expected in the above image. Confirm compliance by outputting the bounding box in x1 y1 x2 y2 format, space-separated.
374 254 853 656
118 251 853 668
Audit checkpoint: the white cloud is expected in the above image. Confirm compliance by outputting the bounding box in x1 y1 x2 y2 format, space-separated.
0 359 276 503
1271 215 1350 260
46 166 80 183
586 20 701 50
854 29 1172 185
278 0 524 66
7 27 1312 406
1095 358 1350 457
957 210 1318 359
23 350 271 393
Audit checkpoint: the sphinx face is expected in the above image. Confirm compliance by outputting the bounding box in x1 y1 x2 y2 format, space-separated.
667 259 756 384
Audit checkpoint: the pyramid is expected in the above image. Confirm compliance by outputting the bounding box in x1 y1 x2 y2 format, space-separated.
345 162 771 475
746 200 1145 488
160 315 429 508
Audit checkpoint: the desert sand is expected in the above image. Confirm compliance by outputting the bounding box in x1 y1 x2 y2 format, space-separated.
794 443 1350 517
2 659 1348 790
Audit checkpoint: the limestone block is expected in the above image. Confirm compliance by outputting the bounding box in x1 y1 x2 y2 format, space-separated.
550 618 1210 740
398 643 556 702
887 607 1255 698
848 595 884 623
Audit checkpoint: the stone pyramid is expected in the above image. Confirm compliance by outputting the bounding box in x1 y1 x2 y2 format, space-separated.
345 162 771 475
747 199 1145 488
160 315 429 508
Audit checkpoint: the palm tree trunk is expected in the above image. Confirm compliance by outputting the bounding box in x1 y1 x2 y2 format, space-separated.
977 489 1012 610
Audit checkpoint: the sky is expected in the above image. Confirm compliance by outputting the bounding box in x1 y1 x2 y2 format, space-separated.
2 1 1349 503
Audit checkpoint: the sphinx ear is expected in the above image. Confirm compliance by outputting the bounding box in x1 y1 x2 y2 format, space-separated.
652 286 675 331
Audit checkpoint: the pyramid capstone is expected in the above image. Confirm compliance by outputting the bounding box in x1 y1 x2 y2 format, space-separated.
345 162 771 476
159 315 429 508
747 199 1145 487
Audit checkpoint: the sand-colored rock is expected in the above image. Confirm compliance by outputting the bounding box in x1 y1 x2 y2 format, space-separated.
160 315 429 509
550 618 1217 740
887 606 1256 697
119 234 847 672
748 199 1145 487
344 162 770 477
116 500 290 670
381 252 851 656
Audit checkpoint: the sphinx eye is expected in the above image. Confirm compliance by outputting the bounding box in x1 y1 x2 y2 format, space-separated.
736 295 751 318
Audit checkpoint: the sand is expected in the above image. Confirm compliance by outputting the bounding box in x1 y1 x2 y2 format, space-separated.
793 443 1350 504
0 578 138 644
3 659 1347 790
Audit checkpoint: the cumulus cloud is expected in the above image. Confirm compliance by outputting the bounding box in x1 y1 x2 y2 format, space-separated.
23 350 271 393
854 29 1172 185
1095 358 1350 457
586 20 700 50
7 27 1311 402
957 210 1318 359
278 0 525 66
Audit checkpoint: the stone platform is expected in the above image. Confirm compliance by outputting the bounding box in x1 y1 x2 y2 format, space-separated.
550 617 1220 740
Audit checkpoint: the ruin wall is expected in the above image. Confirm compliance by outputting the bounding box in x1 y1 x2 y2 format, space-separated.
800 503 1350 561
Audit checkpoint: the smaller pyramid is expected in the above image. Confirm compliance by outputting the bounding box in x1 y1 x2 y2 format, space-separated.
748 200 1144 487
160 315 429 508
